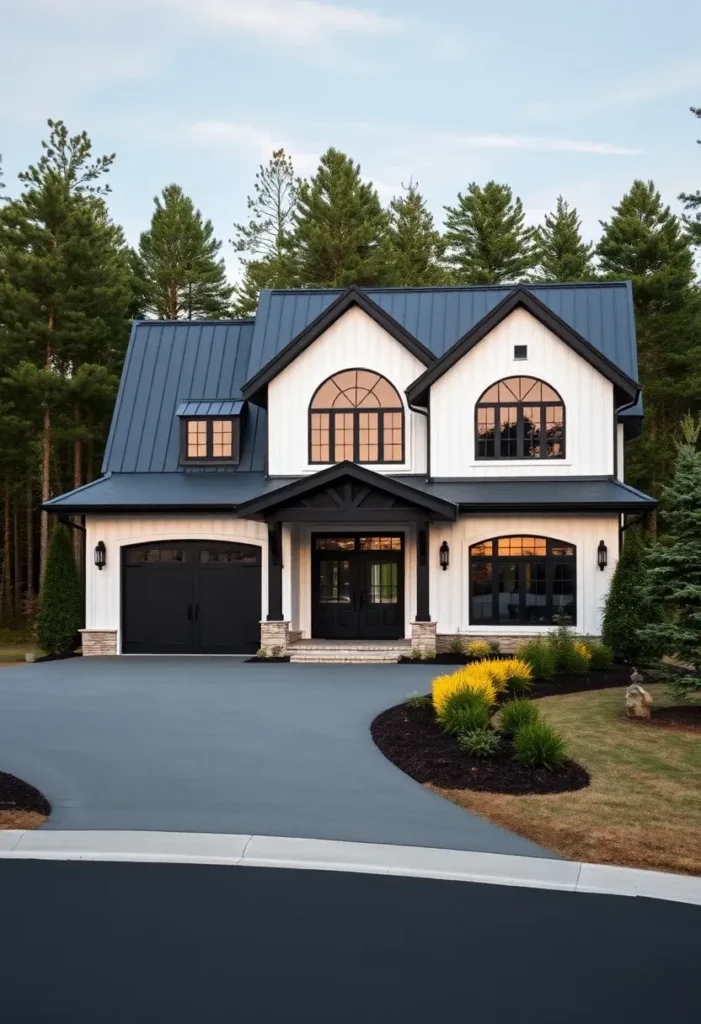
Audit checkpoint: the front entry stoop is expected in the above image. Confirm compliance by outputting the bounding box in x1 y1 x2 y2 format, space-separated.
288 639 410 664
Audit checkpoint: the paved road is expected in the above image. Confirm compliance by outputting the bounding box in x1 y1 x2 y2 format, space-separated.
0 657 547 855
2 859 699 1023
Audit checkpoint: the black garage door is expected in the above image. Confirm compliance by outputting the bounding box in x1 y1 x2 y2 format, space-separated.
122 541 261 654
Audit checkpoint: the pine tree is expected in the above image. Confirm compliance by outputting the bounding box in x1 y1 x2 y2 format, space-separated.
292 148 389 287
136 184 232 320
385 180 446 286
597 180 698 496
443 181 537 284
602 528 660 663
679 105 701 247
534 196 594 281
597 180 694 317
639 414 701 696
0 120 132 575
36 522 82 655
231 259 274 318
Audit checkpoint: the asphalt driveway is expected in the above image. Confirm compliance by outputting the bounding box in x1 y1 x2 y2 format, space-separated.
0 658 548 857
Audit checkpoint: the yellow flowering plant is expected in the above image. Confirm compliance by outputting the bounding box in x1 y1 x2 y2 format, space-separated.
432 658 532 713
466 640 491 658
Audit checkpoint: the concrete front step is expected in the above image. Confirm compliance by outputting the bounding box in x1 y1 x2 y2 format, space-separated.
289 645 404 664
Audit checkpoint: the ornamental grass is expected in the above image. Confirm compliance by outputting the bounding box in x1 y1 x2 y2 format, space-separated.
431 658 532 714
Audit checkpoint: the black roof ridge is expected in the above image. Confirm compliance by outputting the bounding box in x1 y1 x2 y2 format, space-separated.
263 281 632 297
423 474 614 483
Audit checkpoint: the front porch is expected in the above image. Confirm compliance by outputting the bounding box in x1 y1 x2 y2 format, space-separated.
237 462 458 659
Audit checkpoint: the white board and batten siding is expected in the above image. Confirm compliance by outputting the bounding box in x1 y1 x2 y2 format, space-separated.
430 308 615 479
430 514 619 638
84 516 268 649
267 306 428 477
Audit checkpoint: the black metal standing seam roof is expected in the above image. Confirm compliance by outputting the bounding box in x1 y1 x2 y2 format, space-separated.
43 470 655 513
248 282 640 416
102 320 266 474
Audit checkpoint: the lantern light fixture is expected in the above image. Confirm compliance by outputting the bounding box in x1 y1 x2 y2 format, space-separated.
597 540 607 572
440 540 450 571
94 541 106 571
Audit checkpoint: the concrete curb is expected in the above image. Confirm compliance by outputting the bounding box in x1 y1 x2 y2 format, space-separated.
1 831 700 907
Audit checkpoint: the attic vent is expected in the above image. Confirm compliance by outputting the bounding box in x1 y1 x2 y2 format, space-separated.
514 345 528 360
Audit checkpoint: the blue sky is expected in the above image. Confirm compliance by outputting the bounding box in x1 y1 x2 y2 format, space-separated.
1 0 700 280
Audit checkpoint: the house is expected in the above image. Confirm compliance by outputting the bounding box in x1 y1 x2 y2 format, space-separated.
45 283 656 660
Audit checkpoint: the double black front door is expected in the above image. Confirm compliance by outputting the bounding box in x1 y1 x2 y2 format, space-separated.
311 534 404 641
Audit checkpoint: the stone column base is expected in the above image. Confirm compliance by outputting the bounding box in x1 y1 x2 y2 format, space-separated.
80 629 118 656
411 621 437 654
260 621 290 656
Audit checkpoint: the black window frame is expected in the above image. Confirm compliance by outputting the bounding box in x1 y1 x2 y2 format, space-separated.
469 535 577 627
308 369 405 466
179 416 241 466
475 377 566 461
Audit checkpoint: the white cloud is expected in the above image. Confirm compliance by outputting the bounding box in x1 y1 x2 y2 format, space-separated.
455 134 643 156
187 120 319 173
170 0 406 44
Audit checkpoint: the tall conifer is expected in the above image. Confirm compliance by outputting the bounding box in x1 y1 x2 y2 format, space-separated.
385 180 446 286
443 181 536 284
534 196 594 281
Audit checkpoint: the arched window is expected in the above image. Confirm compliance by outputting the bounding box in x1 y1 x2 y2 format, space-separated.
475 377 565 460
470 535 576 626
309 369 404 464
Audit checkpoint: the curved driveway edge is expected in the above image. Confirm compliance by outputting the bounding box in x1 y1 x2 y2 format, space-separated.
2 830 700 907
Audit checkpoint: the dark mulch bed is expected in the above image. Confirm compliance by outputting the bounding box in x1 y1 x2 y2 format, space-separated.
639 704 701 734
245 656 291 664
0 771 51 815
36 651 82 663
399 653 509 665
371 702 589 796
529 663 632 697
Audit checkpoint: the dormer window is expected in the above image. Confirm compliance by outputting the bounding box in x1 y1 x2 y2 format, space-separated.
475 377 565 460
177 401 244 465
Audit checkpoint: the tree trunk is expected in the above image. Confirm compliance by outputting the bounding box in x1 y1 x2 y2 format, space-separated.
40 403 51 579
3 490 11 621
73 405 82 563
13 501 21 617
26 481 34 602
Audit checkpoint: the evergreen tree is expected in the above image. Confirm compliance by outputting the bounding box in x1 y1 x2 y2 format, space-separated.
597 180 698 496
231 259 274 318
292 148 389 287
602 528 660 663
36 522 82 655
136 184 232 320
640 414 701 696
597 180 694 317
679 105 701 247
443 181 536 284
534 196 594 281
0 120 132 575
385 180 446 286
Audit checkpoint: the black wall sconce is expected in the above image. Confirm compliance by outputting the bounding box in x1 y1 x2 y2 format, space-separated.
440 540 450 571
94 541 107 571
597 540 607 572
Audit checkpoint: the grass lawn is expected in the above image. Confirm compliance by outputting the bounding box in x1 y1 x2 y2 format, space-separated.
0 643 35 665
430 684 701 876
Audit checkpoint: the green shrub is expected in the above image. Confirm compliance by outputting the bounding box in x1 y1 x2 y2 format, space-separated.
488 640 501 655
515 637 556 679
499 698 539 737
438 690 491 734
513 720 566 770
603 527 663 664
410 647 423 661
405 691 432 709
587 641 613 671
547 616 589 675
36 524 82 656
448 631 465 654
256 647 268 659
421 650 436 662
457 728 500 757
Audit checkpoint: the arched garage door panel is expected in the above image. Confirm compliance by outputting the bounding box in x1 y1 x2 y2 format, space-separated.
122 541 261 654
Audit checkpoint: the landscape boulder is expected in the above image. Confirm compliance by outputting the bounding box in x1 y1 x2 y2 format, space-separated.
625 683 653 720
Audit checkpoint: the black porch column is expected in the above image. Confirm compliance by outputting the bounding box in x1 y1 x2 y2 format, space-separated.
416 520 431 622
267 520 284 621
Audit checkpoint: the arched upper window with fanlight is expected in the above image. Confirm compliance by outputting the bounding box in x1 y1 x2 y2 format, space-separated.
475 376 565 460
309 369 404 464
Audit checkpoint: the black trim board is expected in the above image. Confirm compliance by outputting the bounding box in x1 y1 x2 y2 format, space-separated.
235 462 457 521
242 286 436 407
405 286 640 407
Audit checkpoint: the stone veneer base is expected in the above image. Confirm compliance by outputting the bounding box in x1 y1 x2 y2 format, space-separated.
260 621 290 655
436 633 601 654
80 630 118 657
411 621 437 654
